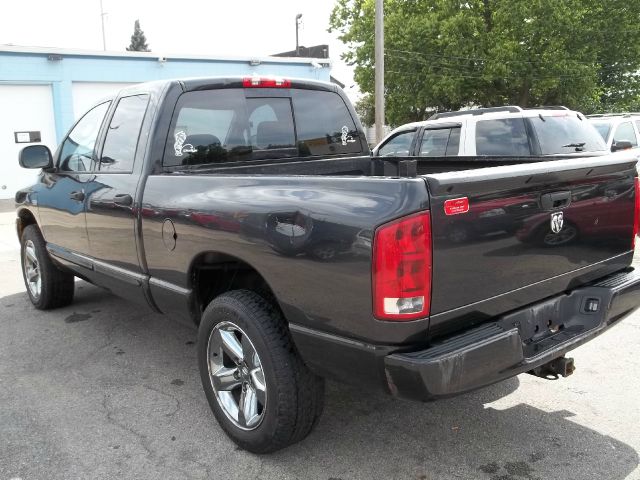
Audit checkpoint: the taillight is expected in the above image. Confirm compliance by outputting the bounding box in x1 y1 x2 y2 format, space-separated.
242 77 291 88
373 211 432 321
633 177 639 248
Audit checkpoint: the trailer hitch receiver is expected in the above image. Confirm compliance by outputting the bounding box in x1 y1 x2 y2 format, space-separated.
528 356 575 380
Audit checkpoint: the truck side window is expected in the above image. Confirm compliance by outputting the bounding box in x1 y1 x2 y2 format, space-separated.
420 128 460 157
59 101 111 172
100 94 149 172
475 118 530 156
614 122 638 147
292 90 362 156
377 131 415 157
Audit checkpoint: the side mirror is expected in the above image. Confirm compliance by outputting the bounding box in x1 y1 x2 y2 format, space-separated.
611 140 633 152
19 145 53 169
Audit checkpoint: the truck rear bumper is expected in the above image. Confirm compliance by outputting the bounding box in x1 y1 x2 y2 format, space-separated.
385 268 640 401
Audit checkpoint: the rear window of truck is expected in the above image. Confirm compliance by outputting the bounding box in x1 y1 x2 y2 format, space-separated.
163 88 362 167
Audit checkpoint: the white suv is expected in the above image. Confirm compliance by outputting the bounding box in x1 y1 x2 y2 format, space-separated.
587 113 640 152
373 106 608 158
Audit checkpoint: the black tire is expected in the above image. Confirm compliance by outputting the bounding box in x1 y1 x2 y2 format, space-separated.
20 224 74 309
197 290 324 453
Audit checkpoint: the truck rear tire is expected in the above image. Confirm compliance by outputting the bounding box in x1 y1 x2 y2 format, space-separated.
197 289 324 453
20 225 74 309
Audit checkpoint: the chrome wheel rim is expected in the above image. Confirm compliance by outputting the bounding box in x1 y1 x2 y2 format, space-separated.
23 240 41 298
207 321 266 430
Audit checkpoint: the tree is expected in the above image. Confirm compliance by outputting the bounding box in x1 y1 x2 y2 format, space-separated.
330 0 640 126
126 19 150 52
355 94 375 126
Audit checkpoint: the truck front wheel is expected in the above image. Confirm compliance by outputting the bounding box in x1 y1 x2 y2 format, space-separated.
197 290 324 453
20 225 74 309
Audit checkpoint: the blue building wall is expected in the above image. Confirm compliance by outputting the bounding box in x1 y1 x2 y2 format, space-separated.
0 48 331 141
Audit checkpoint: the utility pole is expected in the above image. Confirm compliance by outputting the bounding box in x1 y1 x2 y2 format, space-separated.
295 14 303 56
374 0 385 143
99 0 107 51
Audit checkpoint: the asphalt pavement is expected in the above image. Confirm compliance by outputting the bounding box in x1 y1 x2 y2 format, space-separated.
1 209 639 480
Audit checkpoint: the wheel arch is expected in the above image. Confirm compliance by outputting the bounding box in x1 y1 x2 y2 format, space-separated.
16 207 39 240
187 251 284 326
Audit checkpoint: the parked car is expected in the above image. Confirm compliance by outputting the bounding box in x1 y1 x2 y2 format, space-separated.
587 113 640 152
373 106 608 158
15 77 640 453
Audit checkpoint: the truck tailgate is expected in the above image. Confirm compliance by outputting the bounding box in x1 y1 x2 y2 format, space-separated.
423 156 637 336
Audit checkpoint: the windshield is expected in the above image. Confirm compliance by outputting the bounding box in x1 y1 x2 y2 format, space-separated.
529 114 607 154
590 121 612 142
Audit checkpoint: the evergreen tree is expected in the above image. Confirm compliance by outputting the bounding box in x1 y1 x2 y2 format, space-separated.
126 20 150 52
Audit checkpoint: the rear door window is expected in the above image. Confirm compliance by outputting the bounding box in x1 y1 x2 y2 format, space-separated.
100 94 149 172
419 127 461 157
377 130 416 156
475 118 530 156
292 90 363 156
614 122 638 147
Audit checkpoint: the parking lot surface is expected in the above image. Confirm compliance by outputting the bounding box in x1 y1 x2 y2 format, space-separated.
1 208 639 480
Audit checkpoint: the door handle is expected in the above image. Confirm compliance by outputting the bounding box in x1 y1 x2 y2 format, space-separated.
69 190 85 201
113 193 133 206
540 191 571 211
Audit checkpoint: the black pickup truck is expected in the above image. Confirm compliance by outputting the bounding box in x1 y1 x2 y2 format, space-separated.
15 76 640 453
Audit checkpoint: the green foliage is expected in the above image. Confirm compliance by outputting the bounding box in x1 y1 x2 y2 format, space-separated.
355 94 375 126
330 0 640 126
126 19 150 52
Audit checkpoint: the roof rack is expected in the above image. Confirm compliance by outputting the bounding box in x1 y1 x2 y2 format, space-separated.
525 105 570 111
586 113 640 118
429 106 522 120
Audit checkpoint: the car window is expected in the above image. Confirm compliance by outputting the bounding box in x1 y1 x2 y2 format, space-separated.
446 127 461 156
530 114 607 154
247 97 295 150
614 122 638 146
100 94 149 172
419 127 461 157
377 131 415 156
475 118 530 156
164 89 302 167
292 90 363 156
591 122 612 141
419 129 449 156
59 101 111 172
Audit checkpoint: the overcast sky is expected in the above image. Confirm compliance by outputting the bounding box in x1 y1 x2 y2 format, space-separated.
0 0 359 99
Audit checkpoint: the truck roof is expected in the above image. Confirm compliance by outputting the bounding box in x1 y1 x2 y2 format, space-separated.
112 76 339 98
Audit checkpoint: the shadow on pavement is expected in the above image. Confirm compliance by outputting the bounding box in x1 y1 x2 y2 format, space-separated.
1 281 638 480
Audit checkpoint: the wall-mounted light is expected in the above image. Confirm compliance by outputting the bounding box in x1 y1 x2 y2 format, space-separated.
47 54 63 61
249 59 261 66
158 56 167 63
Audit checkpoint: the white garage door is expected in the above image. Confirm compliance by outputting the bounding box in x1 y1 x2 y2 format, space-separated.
72 82 134 120
0 84 57 200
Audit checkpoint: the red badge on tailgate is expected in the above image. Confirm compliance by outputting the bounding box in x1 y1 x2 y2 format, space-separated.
444 197 469 215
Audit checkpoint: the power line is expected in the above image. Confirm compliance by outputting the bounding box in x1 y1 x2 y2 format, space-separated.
385 48 637 69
